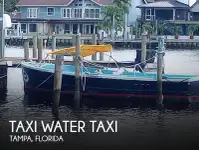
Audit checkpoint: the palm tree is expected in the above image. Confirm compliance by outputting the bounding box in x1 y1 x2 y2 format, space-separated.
98 5 124 39
188 24 199 39
158 22 166 35
113 0 131 13
113 0 131 40
97 0 131 40
142 23 153 39
173 25 181 39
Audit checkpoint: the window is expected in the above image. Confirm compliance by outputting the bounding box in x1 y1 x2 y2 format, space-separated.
84 24 91 34
47 7 55 16
90 9 94 18
62 8 71 18
86 3 92 6
95 9 100 18
145 9 155 21
85 9 89 18
21 24 27 33
27 8 38 18
74 9 82 18
29 24 37 32
64 24 70 33
84 9 100 18
75 0 82 6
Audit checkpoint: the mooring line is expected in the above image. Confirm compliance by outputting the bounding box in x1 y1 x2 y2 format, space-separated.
0 60 23 79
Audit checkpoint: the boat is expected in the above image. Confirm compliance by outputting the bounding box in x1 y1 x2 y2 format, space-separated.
21 45 199 100
21 62 199 100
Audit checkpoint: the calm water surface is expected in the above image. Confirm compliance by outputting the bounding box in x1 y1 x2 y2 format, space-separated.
0 49 199 150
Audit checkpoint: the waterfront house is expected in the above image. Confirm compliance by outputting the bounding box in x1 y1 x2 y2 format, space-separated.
128 0 157 26
190 0 199 21
10 0 113 36
136 0 199 36
137 0 190 35
9 0 158 38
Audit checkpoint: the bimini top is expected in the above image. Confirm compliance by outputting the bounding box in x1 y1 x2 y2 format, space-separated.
48 44 112 57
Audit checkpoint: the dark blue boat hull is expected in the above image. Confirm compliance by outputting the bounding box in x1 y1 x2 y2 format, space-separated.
21 64 199 100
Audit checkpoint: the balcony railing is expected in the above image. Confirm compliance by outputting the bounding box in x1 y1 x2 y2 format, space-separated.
69 13 101 19
13 11 102 20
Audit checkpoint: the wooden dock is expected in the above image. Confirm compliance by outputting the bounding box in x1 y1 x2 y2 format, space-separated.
5 33 199 49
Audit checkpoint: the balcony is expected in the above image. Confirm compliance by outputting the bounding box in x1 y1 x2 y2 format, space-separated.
10 10 103 21
142 9 188 22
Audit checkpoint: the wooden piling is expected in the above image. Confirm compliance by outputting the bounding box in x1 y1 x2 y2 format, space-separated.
0 65 7 89
52 35 56 59
37 38 43 62
81 38 84 44
141 32 147 63
74 33 81 109
52 54 64 118
157 36 164 103
92 34 97 60
98 38 104 61
33 36 37 58
24 39 29 61
72 35 76 46
0 23 5 58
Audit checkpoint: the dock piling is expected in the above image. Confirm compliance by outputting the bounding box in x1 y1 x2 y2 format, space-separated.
74 33 81 109
52 35 56 59
0 23 5 59
24 39 29 61
98 38 104 61
33 36 37 58
157 36 165 104
37 38 43 62
52 54 64 118
72 34 76 46
141 32 147 63
72 35 76 61
92 34 97 60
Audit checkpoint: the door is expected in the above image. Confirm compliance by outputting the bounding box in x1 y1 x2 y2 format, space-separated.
73 24 78 34
83 24 91 34
56 25 59 34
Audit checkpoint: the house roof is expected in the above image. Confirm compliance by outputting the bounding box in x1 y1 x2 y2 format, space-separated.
190 0 199 12
16 0 112 6
137 0 189 8
146 0 155 2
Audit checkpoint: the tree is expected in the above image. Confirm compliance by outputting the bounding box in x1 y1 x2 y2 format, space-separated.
113 0 131 40
172 25 181 39
97 5 124 38
157 22 166 35
113 0 131 14
142 23 153 35
0 0 19 12
188 24 199 38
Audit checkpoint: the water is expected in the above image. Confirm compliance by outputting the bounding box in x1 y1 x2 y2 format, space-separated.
0 48 199 150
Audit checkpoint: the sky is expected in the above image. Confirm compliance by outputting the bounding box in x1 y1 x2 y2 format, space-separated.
178 0 197 6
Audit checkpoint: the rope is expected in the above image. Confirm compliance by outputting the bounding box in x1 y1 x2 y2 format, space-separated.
35 73 54 88
0 60 23 79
